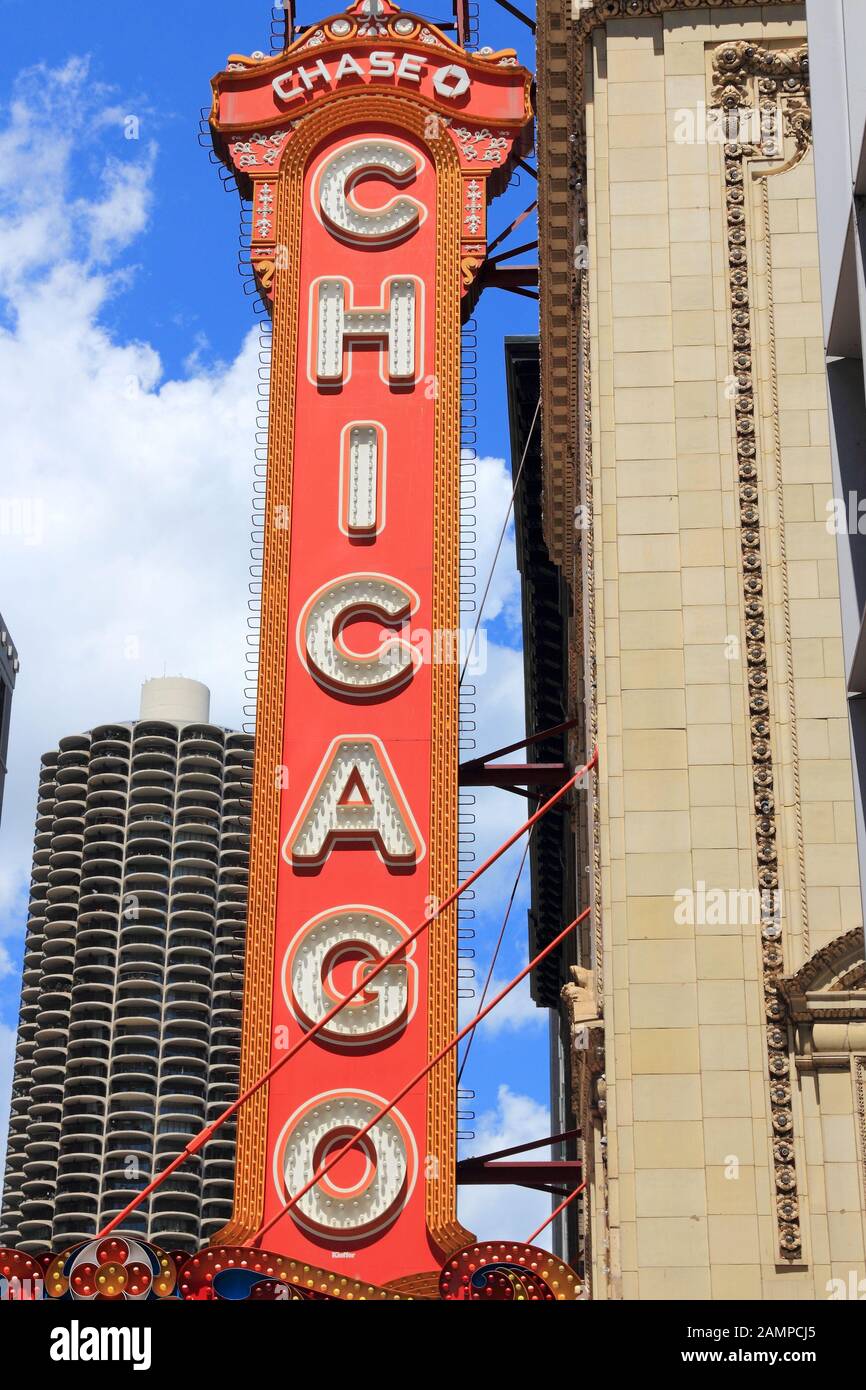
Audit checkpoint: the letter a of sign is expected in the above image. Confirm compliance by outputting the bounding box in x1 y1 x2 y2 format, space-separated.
286 736 424 866
209 0 532 1286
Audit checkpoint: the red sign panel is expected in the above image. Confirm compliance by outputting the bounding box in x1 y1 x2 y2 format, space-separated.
210 0 531 1287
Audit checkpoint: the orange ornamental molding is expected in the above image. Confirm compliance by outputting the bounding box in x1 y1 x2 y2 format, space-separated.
210 16 531 139
209 0 532 1287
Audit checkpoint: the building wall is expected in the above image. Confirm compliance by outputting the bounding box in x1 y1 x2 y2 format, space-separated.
540 0 866 1299
0 682 252 1253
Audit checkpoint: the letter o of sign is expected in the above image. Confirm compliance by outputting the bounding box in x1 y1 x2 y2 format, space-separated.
298 574 421 696
282 906 417 1046
275 1092 417 1241
315 138 426 246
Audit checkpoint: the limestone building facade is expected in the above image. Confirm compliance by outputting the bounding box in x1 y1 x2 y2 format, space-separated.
524 0 866 1299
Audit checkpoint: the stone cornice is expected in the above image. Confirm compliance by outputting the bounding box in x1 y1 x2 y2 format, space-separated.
779 928 866 1014
574 0 802 36
778 928 866 1069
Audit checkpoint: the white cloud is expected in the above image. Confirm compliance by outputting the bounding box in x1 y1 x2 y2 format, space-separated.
460 968 543 1039
0 59 93 286
82 149 156 261
461 640 531 896
0 61 258 1161
458 1085 553 1250
464 452 522 637
0 276 259 917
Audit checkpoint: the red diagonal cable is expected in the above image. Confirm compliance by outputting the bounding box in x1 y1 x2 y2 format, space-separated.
525 1179 587 1246
97 746 598 1240
252 905 590 1246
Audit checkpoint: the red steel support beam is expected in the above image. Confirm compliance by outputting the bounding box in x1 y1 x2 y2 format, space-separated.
457 1126 581 1163
487 200 538 256
456 1127 582 1193
478 264 539 296
452 0 471 48
461 715 581 772
493 0 536 33
459 761 568 789
459 717 585 792
487 238 539 266
456 1159 581 1188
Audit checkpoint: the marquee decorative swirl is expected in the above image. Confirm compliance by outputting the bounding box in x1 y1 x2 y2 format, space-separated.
177 1246 414 1300
439 1241 582 1300
0 1240 181 1300
1 1239 582 1301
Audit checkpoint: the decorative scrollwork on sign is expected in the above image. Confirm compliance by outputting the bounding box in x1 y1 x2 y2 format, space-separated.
452 127 510 163
229 129 294 170
439 1241 582 1300
460 244 486 290
252 254 277 298
463 176 484 234
0 1239 584 1301
710 40 812 1264
254 181 275 240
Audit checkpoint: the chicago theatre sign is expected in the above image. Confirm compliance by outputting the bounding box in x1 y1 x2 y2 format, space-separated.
208 0 533 1285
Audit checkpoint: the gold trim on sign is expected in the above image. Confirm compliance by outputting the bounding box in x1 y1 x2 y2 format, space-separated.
426 112 471 1256
213 95 464 1251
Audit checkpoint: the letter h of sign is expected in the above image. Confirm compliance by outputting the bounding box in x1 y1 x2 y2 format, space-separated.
312 276 422 383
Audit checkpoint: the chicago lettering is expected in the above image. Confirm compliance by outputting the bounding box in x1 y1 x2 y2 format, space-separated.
279 136 429 1239
272 50 471 104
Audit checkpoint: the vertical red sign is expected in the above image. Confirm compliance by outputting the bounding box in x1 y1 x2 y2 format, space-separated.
210 0 531 1286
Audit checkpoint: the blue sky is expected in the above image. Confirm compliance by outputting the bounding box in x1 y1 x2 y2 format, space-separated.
0 0 552 1242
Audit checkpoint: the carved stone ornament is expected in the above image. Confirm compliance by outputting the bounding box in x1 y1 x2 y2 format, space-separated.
778 929 866 1066
561 963 601 1027
709 39 812 1263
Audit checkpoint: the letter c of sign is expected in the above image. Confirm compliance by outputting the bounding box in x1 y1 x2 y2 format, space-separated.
316 138 426 246
298 574 421 696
